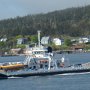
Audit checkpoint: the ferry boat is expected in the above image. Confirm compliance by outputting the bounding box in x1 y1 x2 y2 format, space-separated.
0 55 90 79
0 31 90 79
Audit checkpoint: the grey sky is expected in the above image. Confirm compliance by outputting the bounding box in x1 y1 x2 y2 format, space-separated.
0 0 90 20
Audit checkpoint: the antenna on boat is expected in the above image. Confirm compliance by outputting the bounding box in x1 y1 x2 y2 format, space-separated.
38 30 41 47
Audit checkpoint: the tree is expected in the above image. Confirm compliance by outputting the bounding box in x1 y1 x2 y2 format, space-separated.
0 42 6 49
64 39 72 46
30 35 38 44
15 35 23 39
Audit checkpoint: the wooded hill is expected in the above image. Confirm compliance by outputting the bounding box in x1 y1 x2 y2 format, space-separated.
0 5 90 37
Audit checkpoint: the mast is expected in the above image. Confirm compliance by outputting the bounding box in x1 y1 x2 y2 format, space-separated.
38 30 41 47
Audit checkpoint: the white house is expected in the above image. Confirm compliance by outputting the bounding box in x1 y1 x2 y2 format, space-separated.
79 37 90 44
53 38 63 45
41 36 50 45
17 38 28 45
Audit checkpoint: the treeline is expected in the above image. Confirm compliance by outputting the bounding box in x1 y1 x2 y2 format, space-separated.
0 5 90 37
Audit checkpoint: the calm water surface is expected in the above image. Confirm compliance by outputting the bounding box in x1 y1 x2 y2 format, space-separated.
0 53 90 90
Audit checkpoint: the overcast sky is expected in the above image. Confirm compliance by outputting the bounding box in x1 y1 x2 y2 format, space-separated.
0 0 90 20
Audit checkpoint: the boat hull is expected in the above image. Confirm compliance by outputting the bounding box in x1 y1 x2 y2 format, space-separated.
0 73 8 79
8 68 90 78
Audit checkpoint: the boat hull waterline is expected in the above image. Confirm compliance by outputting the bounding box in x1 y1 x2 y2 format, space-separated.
0 68 90 79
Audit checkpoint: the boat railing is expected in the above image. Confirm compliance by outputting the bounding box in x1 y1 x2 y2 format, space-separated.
56 65 90 71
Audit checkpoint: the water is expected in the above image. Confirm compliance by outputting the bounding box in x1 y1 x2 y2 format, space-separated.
0 53 90 90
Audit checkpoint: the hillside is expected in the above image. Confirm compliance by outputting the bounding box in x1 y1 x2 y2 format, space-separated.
0 5 90 37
